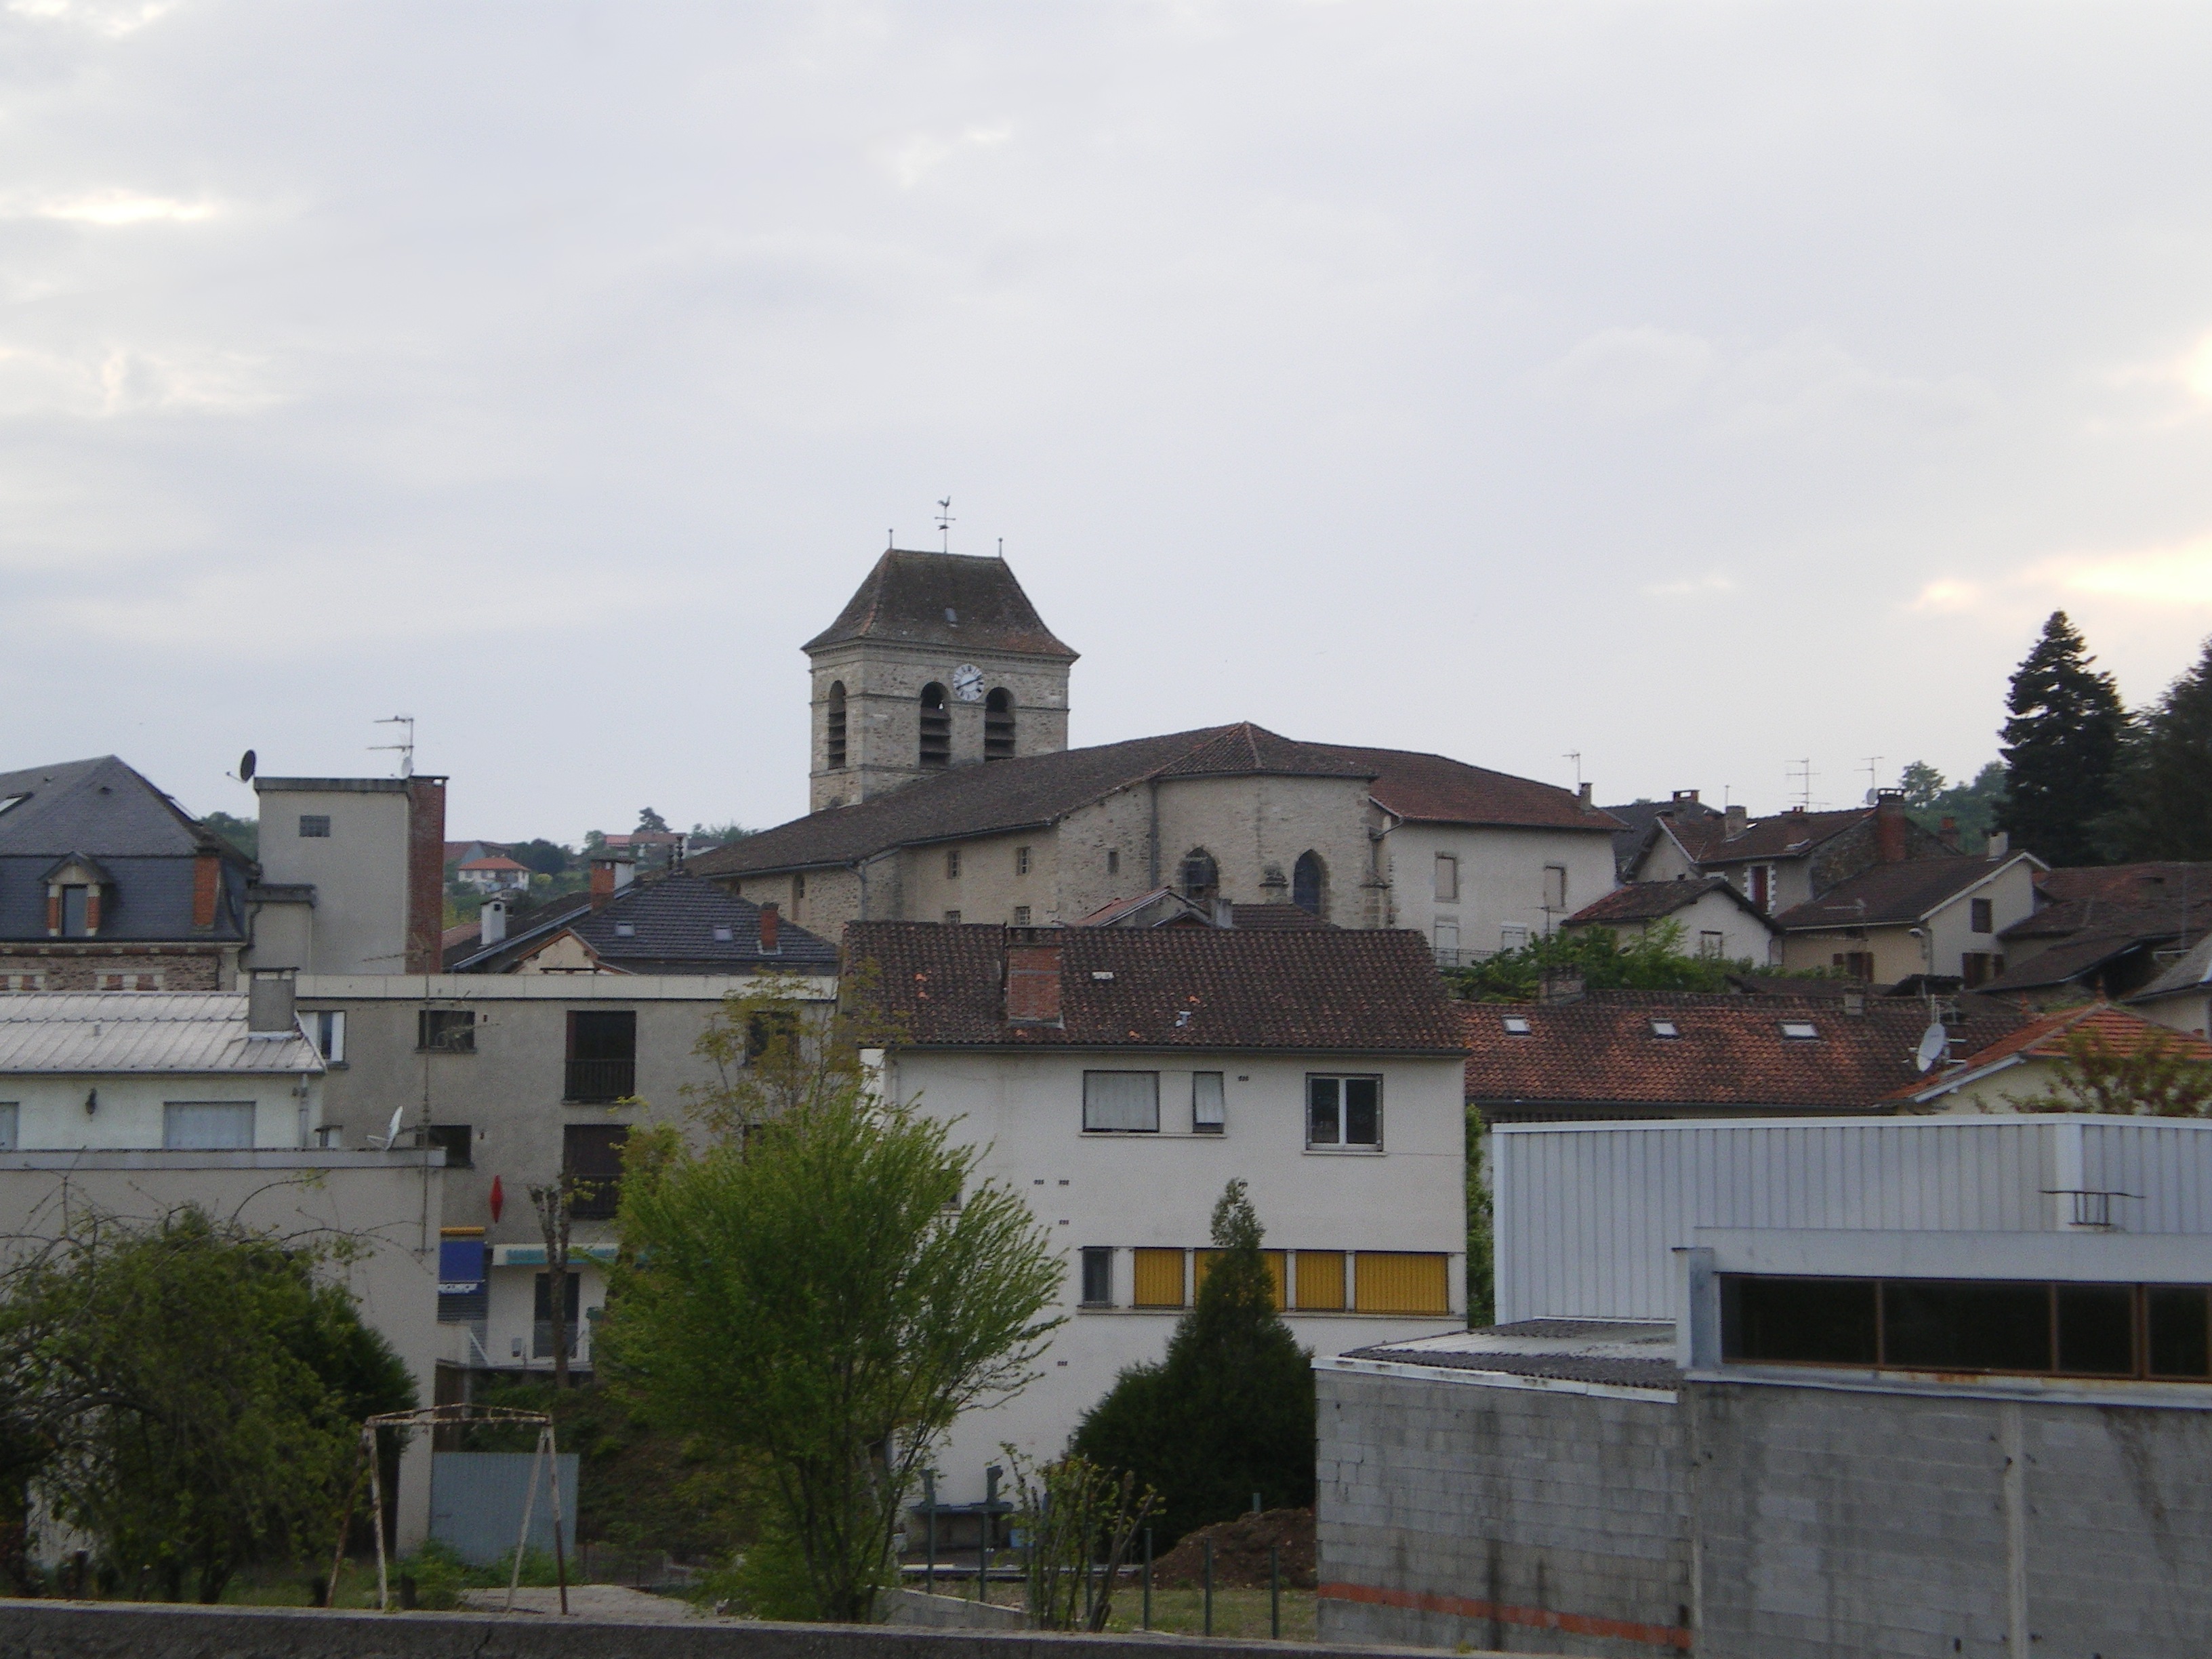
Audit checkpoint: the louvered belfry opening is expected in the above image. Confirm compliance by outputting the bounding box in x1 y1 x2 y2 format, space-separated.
825 681 847 769
918 682 951 768
984 686 1015 758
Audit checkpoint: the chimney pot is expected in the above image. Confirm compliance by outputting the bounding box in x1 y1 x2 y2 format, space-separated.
1578 781 1594 808
1938 815 1960 851
1672 789 1699 807
1874 790 1908 863
1986 830 2009 860
758 901 780 954
1006 939 1064 1022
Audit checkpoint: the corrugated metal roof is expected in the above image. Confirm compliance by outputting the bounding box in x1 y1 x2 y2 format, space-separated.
0 994 323 1074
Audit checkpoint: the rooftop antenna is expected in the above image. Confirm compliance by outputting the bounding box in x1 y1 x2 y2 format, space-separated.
888 528 895 550
1786 758 1814 811
1862 755 1884 804
1563 752 1582 790
936 497 955 553
371 716 416 779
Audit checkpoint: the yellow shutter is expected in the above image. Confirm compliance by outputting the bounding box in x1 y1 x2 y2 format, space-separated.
1294 1250 1347 1312
1193 1248 1287 1308
1132 1248 1186 1309
1353 1252 1450 1315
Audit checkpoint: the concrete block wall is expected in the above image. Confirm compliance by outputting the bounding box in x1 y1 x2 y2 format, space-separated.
1315 1370 1692 1656
1692 1381 2212 1659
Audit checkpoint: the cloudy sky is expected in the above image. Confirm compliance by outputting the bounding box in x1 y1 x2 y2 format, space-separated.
6 2 2212 841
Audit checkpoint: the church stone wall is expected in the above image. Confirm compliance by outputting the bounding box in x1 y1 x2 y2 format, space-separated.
1153 775 1377 924
1056 787 1162 920
808 641 1071 812
902 830 1059 927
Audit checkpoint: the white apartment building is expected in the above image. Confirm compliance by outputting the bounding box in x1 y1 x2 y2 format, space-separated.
850 920 1469 1504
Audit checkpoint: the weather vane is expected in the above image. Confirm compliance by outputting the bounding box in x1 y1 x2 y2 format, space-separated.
937 497 955 553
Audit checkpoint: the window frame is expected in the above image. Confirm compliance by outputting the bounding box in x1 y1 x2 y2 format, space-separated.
163 1100 257 1150
298 814 331 838
1434 853 1459 903
1970 897 1994 935
417 1008 476 1054
1191 1071 1225 1134
1305 1073 1383 1150
1078 1246 1114 1307
1082 1069 1161 1134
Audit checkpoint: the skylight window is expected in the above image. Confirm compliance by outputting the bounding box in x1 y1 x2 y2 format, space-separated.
1650 1020 1680 1038
0 795 24 818
613 922 636 938
713 925 734 943
1502 1017 1531 1036
1781 1021 1818 1040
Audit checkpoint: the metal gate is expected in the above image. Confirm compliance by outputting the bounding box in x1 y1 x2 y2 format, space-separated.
428 1450 579 1566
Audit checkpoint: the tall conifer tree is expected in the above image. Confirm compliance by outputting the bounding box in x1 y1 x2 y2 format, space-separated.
1994 611 2126 867
2102 637 2212 861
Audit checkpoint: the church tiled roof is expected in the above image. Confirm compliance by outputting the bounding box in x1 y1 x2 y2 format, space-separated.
689 724 1614 881
803 550 1078 659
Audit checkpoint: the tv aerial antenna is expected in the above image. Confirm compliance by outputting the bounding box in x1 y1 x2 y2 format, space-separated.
1563 752 1582 790
1786 758 1814 811
1862 756 1884 804
371 716 415 778
936 497 955 553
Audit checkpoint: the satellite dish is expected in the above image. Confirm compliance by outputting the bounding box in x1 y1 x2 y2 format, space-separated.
375 1106 403 1149
238 750 257 783
1914 1023 1948 1073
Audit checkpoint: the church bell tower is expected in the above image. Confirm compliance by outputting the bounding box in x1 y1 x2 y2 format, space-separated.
803 549 1078 812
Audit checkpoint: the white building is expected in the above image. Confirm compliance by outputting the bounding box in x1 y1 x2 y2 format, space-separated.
0 981 445 1548
851 920 1469 1503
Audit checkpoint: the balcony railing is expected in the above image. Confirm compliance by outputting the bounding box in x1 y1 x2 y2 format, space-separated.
565 1057 636 1103
565 1174 621 1221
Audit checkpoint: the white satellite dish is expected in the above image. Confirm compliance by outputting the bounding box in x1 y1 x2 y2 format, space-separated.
1914 1023 1948 1073
375 1106 404 1149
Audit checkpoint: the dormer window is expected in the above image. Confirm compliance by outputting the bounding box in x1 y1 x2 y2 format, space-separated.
60 886 90 937
43 856 110 938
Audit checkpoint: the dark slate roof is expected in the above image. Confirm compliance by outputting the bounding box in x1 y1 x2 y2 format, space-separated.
1773 855 2025 930
0 756 230 859
1339 1344 1681 1391
2133 931 2212 1001
1562 876 1770 929
804 550 1078 660
1674 807 1871 866
0 756 250 941
1460 990 2028 1112
2037 862 2212 907
453 876 837 975
1976 929 2184 996
846 922 1466 1052
691 724 1610 881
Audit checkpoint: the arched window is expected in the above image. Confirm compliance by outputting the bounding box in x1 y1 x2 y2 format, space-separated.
1179 848 1218 905
1293 851 1326 916
918 683 951 768
825 681 847 770
984 687 1015 759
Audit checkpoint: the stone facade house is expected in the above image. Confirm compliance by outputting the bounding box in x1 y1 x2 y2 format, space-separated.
1624 790 1951 918
691 547 1622 959
1771 849 2045 987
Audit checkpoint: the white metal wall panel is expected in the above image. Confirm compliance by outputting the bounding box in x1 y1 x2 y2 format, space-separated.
1492 1116 2212 1324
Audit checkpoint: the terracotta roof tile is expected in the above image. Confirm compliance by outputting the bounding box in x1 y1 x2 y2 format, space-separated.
846 922 1464 1051
1935 1002 2212 1073
1461 990 2030 1113
1309 744 1622 833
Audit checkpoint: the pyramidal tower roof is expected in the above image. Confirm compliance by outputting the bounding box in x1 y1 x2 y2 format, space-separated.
804 549 1078 661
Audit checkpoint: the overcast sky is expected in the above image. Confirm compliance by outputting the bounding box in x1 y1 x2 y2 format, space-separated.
7 2 2212 842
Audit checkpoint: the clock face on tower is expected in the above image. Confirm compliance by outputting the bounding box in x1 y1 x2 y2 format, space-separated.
951 663 985 702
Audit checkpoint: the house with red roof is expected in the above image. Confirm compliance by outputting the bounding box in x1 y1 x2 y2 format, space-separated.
455 853 531 893
1890 1001 2212 1113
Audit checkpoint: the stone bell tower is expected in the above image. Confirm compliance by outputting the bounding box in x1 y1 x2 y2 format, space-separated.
803 548 1078 812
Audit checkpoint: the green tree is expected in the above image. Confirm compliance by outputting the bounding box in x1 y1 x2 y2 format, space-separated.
2100 637 2212 861
1071 1181 1314 1549
1994 611 2127 866
635 807 670 834
197 811 258 861
1441 919 1750 1002
1897 760 2007 851
689 821 754 847
0 1207 413 1601
604 1083 1063 1622
1467 1105 1495 1327
2002 1025 2212 1117
511 838 571 877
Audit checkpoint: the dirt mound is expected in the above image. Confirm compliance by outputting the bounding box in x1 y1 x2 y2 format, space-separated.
1151 1509 1315 1590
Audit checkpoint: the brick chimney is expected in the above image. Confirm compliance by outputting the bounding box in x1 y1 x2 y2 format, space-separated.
1938 815 1961 852
1006 937 1063 1023
192 850 221 929
1671 789 1700 808
758 901 780 954
1874 789 1907 863
404 777 447 974
590 853 634 910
